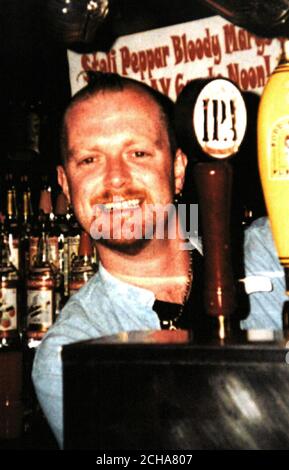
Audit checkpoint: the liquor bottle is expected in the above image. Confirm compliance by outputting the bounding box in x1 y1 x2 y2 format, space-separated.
0 222 21 343
29 184 59 272
69 230 97 296
55 191 70 234
26 224 55 342
67 204 81 285
19 174 34 279
4 173 20 271
20 174 33 209
54 192 70 316
0 222 23 440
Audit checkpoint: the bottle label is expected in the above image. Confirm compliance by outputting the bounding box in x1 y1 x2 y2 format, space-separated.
29 236 60 269
0 288 18 331
27 279 54 289
58 234 66 272
68 235 80 271
27 289 54 330
8 235 19 270
270 118 289 179
29 237 38 267
49 236 60 270
63 239 69 297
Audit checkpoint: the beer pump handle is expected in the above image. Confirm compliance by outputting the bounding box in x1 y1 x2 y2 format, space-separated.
193 161 236 318
175 78 247 337
258 40 289 305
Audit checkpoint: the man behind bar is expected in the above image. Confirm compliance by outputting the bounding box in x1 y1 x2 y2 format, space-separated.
32 72 206 448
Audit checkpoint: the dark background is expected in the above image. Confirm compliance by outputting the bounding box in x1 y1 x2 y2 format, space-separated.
0 0 213 175
0 1 265 221
0 0 212 172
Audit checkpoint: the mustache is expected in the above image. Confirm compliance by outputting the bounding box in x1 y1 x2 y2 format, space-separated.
90 189 147 206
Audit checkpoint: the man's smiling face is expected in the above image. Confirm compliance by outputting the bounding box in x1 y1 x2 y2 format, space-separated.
58 86 186 249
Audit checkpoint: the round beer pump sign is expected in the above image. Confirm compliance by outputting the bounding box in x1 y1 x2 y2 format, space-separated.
193 78 247 159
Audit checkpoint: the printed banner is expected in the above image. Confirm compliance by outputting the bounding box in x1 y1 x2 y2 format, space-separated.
68 15 284 100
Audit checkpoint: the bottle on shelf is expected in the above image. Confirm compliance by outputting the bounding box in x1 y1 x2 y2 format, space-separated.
0 220 23 440
26 224 55 345
0 220 21 344
67 204 81 286
54 191 70 317
4 173 20 272
19 174 34 280
29 182 59 273
69 230 97 296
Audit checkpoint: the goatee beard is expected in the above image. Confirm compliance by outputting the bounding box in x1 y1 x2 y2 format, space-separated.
97 237 151 255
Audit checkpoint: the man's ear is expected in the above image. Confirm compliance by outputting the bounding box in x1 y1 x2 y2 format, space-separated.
57 165 71 204
174 148 188 195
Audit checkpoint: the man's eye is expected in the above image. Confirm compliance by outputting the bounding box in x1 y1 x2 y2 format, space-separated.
80 157 94 165
133 151 148 158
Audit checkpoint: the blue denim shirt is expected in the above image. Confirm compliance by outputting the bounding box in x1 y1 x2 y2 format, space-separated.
32 263 161 448
32 226 284 448
241 216 287 330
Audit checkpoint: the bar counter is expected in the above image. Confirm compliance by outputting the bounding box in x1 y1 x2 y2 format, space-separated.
63 329 289 450
2 328 289 450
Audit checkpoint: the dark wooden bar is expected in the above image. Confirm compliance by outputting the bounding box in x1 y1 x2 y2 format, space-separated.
63 329 289 450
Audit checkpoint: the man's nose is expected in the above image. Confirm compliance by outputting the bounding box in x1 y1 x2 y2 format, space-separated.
104 156 131 189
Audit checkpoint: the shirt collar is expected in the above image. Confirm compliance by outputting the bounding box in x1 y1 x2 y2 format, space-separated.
97 237 201 308
98 262 156 308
